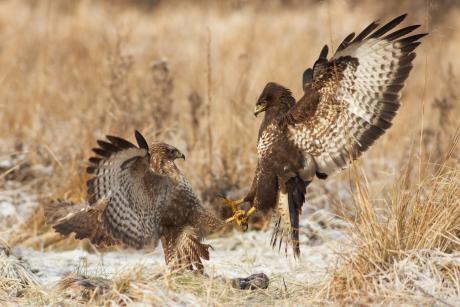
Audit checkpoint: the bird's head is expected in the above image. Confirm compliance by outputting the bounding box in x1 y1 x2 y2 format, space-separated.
254 82 293 117
149 142 185 162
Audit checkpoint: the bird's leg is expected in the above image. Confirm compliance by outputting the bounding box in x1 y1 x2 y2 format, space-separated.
222 197 256 230
222 198 244 214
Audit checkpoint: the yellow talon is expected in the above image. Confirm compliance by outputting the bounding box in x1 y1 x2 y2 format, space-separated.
220 196 256 230
225 209 245 224
222 198 245 212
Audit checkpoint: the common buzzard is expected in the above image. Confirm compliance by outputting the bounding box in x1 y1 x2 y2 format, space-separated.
224 14 426 257
44 131 223 271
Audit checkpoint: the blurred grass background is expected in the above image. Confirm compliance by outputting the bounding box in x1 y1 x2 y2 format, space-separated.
1 0 459 239
0 0 459 304
0 0 457 197
0 0 458 244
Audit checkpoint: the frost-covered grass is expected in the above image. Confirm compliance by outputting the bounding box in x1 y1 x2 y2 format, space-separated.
3 162 460 305
1 0 460 305
5 228 340 305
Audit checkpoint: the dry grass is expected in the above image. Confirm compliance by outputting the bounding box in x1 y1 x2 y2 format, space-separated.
0 239 39 300
7 263 321 306
1 0 460 305
322 123 460 303
3 0 456 199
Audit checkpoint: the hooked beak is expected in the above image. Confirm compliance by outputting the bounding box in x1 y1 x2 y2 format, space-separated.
254 103 267 117
176 152 186 160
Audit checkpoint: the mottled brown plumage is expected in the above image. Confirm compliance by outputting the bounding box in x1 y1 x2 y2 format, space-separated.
44 131 223 272
231 14 426 257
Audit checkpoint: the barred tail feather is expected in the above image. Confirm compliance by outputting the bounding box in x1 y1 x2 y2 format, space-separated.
162 227 211 273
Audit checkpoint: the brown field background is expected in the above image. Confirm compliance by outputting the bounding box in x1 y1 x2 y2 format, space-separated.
1 0 458 200
0 0 459 304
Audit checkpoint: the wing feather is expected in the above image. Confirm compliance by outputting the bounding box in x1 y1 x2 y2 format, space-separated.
352 20 380 43
288 14 426 175
368 14 407 39
303 45 329 91
43 200 119 246
337 32 355 52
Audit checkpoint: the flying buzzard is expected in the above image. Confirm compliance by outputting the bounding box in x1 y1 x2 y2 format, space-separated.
44 131 223 272
224 14 426 257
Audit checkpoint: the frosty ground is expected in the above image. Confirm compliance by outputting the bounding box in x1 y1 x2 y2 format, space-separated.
0 1 459 304
3 176 460 305
2 146 460 305
17 226 343 289
0 174 349 305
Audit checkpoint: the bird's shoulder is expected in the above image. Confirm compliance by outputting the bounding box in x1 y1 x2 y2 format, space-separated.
165 174 200 206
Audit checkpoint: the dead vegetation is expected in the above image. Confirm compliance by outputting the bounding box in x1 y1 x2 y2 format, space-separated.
325 156 460 302
0 239 39 299
1 0 460 305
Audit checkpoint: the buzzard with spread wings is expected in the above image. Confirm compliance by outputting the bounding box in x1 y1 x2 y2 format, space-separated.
224 14 426 257
44 131 223 272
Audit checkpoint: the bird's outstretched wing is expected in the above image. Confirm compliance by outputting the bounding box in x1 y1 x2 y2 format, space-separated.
288 14 426 175
43 200 120 246
86 131 170 249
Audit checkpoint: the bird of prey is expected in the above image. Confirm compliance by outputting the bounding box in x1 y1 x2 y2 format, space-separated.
44 131 223 272
224 14 426 257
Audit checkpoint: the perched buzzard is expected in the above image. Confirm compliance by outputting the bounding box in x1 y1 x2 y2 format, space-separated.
44 131 223 272
224 14 426 257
